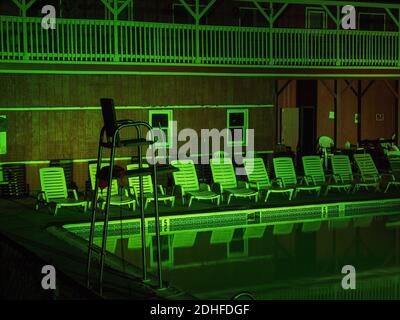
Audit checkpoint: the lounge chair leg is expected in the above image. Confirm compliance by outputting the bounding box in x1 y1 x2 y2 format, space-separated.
54 205 59 216
289 190 294 200
188 197 193 208
227 194 232 205
265 191 271 202
216 196 220 206
171 198 175 208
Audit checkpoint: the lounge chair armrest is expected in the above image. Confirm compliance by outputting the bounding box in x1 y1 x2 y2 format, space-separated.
199 183 211 191
273 177 285 188
237 180 248 188
381 173 396 181
37 191 45 201
126 186 135 196
68 188 79 200
212 183 223 194
157 185 166 195
333 174 344 183
248 181 261 190
359 173 379 182
303 175 316 185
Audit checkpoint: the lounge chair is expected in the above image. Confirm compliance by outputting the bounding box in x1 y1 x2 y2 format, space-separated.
210 156 258 204
126 164 175 209
302 155 351 195
171 159 220 207
353 153 392 192
37 167 87 215
88 163 136 211
273 157 321 198
330 155 362 193
244 157 294 202
385 155 400 193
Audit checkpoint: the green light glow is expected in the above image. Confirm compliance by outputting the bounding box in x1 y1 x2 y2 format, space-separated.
0 105 273 111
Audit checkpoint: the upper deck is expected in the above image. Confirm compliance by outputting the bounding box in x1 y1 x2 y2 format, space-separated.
1 0 400 76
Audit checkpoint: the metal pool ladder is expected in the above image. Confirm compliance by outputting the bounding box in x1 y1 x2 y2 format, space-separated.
86 98 176 296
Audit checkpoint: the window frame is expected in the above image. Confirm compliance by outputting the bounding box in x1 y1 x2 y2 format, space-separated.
149 109 173 148
306 7 327 29
227 109 249 147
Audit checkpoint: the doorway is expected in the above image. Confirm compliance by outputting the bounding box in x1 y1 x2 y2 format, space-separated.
297 80 318 156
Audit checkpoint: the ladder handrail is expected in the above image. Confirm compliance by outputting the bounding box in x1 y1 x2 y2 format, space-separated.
86 117 164 296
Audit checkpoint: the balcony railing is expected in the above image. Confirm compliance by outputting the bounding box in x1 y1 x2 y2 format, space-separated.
1 15 399 68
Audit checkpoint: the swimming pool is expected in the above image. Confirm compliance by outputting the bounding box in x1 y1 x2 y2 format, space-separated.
51 198 400 299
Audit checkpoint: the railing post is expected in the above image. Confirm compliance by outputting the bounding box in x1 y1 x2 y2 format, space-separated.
22 7 28 60
195 0 200 64
336 5 341 66
113 0 119 62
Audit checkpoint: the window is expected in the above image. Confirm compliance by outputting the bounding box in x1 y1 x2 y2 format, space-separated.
149 110 173 148
359 13 385 31
306 8 327 29
227 109 248 146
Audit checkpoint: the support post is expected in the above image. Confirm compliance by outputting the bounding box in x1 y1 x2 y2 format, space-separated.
357 80 362 144
180 0 217 64
12 0 37 60
336 80 342 148
334 80 338 148
397 80 400 145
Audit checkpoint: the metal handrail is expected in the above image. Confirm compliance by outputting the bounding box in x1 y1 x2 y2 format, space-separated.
87 119 164 295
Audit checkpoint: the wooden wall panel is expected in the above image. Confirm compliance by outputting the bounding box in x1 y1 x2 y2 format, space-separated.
361 80 396 141
317 80 335 140
0 74 275 193
338 84 358 147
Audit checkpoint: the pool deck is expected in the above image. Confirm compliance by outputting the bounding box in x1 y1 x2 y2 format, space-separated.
1 190 400 299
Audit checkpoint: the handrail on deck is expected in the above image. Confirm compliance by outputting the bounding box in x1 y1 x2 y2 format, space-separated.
0 15 399 68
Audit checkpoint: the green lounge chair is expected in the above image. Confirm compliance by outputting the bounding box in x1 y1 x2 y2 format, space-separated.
38 167 87 215
273 157 321 198
210 156 258 204
302 155 351 195
244 157 294 202
126 164 175 209
88 163 136 211
385 156 400 193
353 153 390 192
171 159 220 207
330 155 358 193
